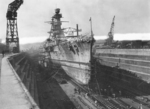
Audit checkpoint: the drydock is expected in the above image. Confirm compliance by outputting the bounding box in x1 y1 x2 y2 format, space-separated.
0 0 150 109
1 49 150 109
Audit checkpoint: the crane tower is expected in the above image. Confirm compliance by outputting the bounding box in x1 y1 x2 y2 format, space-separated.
6 0 23 53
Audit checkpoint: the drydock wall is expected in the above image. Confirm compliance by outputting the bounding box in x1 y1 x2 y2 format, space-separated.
94 49 150 96
8 53 39 106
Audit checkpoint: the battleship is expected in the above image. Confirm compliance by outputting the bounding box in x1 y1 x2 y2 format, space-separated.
94 16 150 95
42 8 94 84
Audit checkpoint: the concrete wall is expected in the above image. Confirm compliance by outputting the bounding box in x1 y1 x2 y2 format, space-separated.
95 49 150 83
8 53 39 106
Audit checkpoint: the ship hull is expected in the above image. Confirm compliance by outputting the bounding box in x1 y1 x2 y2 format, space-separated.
49 40 92 84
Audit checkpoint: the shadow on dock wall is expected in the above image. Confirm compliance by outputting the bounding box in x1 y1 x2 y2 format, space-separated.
8 53 75 109
90 58 150 99
8 53 40 106
35 60 76 109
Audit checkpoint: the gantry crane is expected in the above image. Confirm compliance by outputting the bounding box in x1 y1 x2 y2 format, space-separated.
107 16 115 45
6 0 23 53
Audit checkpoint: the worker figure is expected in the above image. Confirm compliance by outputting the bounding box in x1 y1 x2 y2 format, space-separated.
2 50 5 57
138 104 143 109
119 90 122 96
74 88 77 94
85 93 89 98
95 100 98 106
112 93 116 98
78 88 81 95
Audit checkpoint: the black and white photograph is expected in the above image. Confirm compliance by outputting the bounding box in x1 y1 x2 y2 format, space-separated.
0 0 150 109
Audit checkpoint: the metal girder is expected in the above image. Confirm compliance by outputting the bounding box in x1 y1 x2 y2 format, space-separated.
6 19 20 53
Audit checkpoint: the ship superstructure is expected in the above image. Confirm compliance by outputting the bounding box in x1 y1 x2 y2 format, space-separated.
43 8 94 84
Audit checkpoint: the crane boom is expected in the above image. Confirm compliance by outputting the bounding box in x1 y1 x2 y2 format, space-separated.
6 0 23 20
105 16 115 46
108 16 115 38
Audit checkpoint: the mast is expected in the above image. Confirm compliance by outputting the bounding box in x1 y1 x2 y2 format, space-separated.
89 17 94 38
89 17 95 75
76 24 79 36
52 8 62 38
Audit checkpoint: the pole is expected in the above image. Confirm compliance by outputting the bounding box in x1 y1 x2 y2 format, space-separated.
76 24 79 36
95 62 101 95
89 17 93 37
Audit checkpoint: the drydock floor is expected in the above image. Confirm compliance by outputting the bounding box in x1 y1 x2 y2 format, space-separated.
37 67 99 109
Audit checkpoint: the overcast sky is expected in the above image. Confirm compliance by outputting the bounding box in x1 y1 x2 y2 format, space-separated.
0 0 150 43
